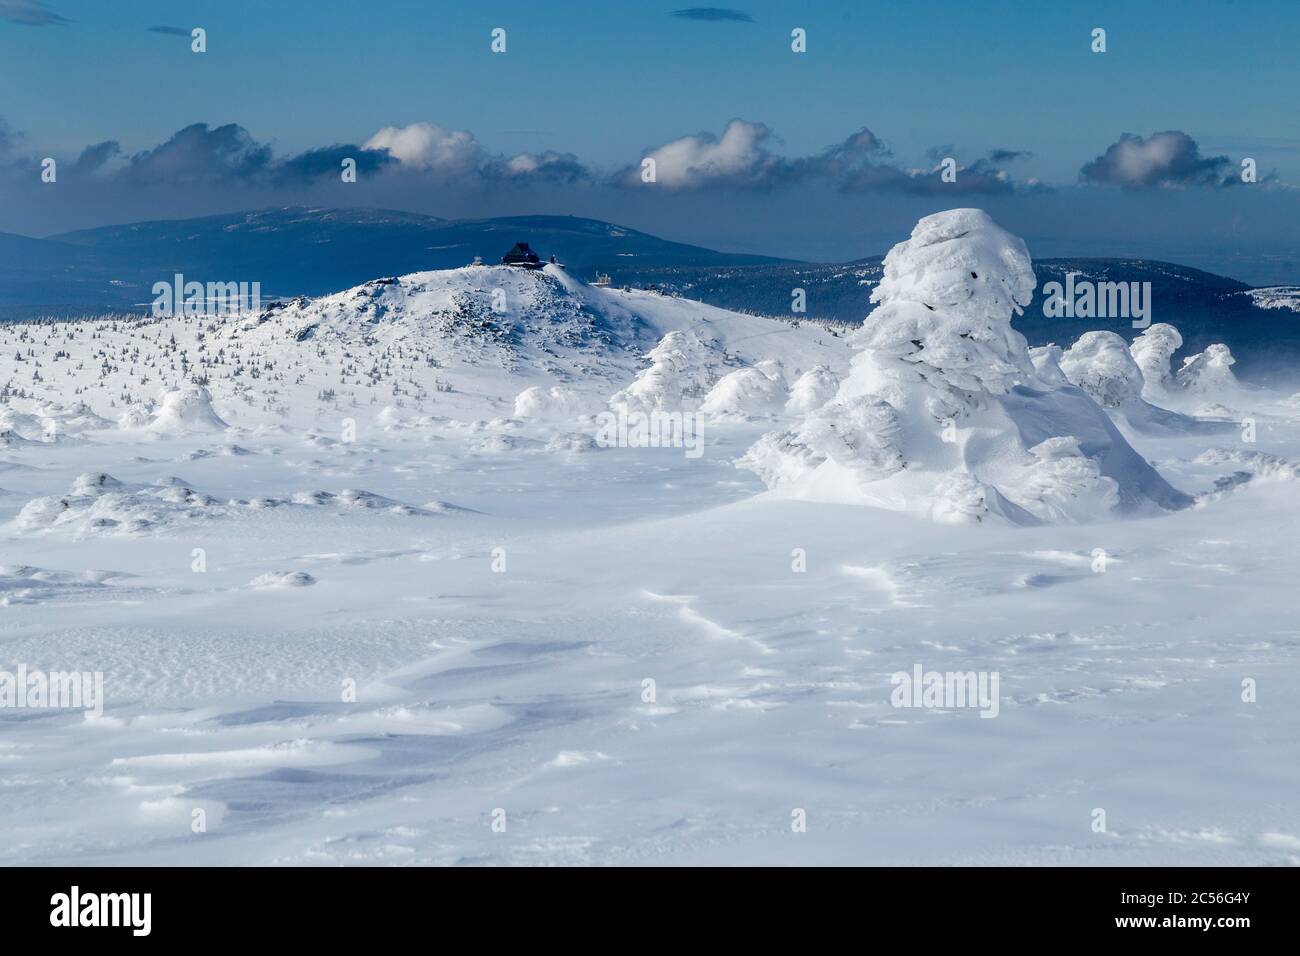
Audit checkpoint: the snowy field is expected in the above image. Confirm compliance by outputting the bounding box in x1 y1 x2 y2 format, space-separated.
2 211 1298 866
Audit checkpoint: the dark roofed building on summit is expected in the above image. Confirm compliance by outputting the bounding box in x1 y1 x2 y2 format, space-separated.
501 243 543 269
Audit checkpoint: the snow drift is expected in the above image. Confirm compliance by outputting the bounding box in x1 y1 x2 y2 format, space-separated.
10 472 450 538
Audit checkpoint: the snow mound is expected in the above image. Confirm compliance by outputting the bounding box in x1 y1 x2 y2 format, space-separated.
71 471 127 495
0 563 125 606
270 264 631 361
753 359 787 384
0 408 46 440
186 444 254 460
118 403 154 429
249 571 317 589
1007 436 1120 521
145 385 229 434
36 401 115 436
286 489 435 515
785 365 840 413
545 433 599 454
513 386 590 420
1195 448 1298 484
13 473 225 537
740 209 1191 523
0 428 43 448
374 405 409 430
11 474 447 537
699 367 786 419
0 402 113 441
470 434 531 454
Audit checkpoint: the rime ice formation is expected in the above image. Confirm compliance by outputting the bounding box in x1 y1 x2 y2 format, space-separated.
1126 324 1243 417
740 209 1192 523
1129 323 1184 397
1178 343 1239 393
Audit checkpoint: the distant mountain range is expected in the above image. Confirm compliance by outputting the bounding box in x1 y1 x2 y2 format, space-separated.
0 207 788 316
2 206 1297 381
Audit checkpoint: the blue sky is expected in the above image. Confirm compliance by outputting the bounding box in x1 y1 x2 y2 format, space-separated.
2 0 1299 280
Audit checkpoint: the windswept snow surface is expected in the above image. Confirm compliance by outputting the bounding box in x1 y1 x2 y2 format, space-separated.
1 246 1299 866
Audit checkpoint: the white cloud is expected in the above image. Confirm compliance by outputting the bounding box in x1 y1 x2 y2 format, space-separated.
364 122 482 175
633 119 775 188
1080 131 1234 188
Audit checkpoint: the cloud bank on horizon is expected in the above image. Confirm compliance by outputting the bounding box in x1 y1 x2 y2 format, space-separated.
0 114 1271 196
3 110 1296 284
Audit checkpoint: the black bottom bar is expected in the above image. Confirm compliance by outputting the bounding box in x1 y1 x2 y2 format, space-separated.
1 866 1287 941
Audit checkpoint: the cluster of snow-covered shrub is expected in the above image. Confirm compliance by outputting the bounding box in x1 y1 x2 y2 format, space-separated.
1066 322 1242 408
737 209 1195 524
514 328 841 427
608 331 727 414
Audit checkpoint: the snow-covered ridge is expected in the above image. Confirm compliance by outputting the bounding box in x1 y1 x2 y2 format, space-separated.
1245 286 1300 312
0 263 844 435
